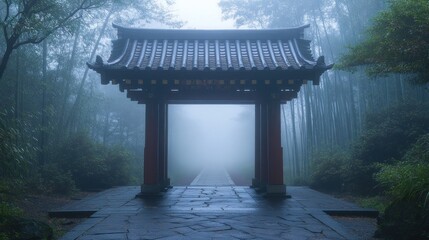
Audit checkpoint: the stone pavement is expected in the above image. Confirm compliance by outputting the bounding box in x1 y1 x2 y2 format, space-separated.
53 170 378 240
190 167 235 186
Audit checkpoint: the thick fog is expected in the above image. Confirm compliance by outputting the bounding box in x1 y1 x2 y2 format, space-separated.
168 105 254 185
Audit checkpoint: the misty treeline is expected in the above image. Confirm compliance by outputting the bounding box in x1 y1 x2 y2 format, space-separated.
0 0 427 238
0 0 182 196
220 0 429 238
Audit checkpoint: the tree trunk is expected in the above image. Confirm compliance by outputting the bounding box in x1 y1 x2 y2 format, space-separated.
64 8 114 132
39 40 48 165
55 22 82 139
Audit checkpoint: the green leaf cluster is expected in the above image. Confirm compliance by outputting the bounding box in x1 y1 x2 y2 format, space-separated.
1 0 106 46
376 162 429 202
375 134 429 239
309 150 379 195
376 133 429 202
309 149 348 192
0 111 33 184
352 103 429 164
310 103 429 195
55 133 132 191
339 0 429 83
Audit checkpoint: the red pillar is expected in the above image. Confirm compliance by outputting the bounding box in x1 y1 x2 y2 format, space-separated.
266 100 286 194
141 102 162 194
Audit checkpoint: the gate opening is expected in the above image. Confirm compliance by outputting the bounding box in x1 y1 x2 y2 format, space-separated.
168 104 254 186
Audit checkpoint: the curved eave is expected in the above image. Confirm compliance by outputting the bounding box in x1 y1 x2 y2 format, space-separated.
90 65 329 86
88 54 331 73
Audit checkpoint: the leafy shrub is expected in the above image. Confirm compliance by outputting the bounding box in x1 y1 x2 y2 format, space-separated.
56 133 132 191
352 103 429 164
342 103 429 195
376 198 429 240
376 162 429 201
342 159 380 195
0 202 23 218
402 133 429 163
309 149 348 193
39 164 77 195
0 216 53 240
376 134 429 201
0 114 38 197
357 196 388 213
102 147 132 187
310 149 380 195
0 202 23 240
0 119 31 182
375 134 429 239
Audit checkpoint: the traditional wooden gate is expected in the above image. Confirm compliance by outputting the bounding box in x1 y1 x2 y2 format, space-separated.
89 24 332 196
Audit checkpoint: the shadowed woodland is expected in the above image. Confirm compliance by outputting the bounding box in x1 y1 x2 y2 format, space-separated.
1 0 429 239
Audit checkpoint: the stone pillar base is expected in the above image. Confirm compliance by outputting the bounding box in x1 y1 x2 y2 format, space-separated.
162 178 172 191
253 184 267 193
250 178 260 188
136 184 164 198
264 185 289 198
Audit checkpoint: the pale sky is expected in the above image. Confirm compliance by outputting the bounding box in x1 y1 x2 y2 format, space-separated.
173 0 235 29
168 1 252 156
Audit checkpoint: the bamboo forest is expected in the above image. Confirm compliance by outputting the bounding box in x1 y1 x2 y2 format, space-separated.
1 0 428 239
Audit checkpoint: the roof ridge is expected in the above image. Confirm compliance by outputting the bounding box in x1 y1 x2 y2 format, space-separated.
112 23 310 32
112 23 310 40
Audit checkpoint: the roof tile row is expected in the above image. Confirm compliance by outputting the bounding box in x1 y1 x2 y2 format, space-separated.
107 38 317 71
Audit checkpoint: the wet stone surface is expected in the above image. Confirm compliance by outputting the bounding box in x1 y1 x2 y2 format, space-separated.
57 169 376 239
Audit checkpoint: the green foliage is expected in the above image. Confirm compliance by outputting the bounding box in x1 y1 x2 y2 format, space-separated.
375 134 429 239
309 150 379 195
352 103 429 164
0 202 23 218
376 134 429 202
56 133 132 190
376 198 429 240
0 203 23 240
342 159 380 195
0 116 31 181
0 216 53 240
0 111 38 196
0 233 8 240
310 108 429 238
56 133 103 190
0 0 109 80
103 147 133 187
309 149 348 193
1 0 106 40
38 164 77 195
344 103 429 194
339 0 429 83
376 161 429 202
357 196 388 213
310 104 428 195
402 133 429 163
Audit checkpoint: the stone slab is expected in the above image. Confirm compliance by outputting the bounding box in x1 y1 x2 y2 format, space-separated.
55 170 378 239
55 185 378 240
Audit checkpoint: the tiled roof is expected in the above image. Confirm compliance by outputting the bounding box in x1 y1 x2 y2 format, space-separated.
89 24 331 74
88 25 332 103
